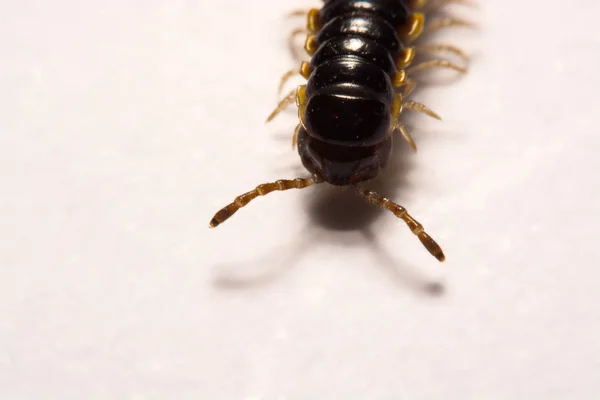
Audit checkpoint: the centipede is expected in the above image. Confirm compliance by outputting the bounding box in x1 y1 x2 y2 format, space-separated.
209 0 473 261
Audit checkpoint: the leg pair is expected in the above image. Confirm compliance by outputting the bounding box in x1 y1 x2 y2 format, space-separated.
390 90 442 152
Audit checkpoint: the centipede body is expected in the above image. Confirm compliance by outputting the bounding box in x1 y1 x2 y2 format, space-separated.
210 0 471 262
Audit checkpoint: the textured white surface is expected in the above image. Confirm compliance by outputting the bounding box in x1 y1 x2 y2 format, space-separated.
1 0 600 398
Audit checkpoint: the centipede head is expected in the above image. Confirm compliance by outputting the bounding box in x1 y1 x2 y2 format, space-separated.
296 126 393 186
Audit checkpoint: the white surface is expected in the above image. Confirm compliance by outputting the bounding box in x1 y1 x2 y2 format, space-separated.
1 0 600 398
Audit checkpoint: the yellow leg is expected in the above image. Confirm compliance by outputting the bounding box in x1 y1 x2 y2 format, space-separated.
397 78 417 97
425 17 475 34
409 0 429 10
416 43 470 64
396 121 418 152
286 7 320 32
278 68 300 97
286 9 309 18
354 186 445 262
408 59 467 74
266 89 297 122
296 85 308 127
424 0 476 12
393 70 417 97
403 100 442 120
288 28 309 61
209 176 322 228
278 62 311 97
291 124 300 149
391 95 416 151
287 6 322 59
391 93 440 151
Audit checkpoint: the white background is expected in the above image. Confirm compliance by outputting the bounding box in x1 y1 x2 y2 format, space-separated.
1 0 600 398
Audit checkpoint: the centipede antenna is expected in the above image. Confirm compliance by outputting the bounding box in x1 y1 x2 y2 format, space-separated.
210 176 322 228
403 100 442 120
353 186 445 262
408 59 468 74
266 89 297 122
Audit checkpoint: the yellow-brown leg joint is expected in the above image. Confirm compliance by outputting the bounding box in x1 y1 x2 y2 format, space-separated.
300 61 312 79
410 0 429 9
400 13 425 43
396 47 416 70
296 85 308 126
392 93 403 117
307 8 321 32
304 35 317 55
393 70 407 88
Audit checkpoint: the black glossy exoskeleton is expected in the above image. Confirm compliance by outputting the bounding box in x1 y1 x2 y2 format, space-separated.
210 0 472 261
299 4 406 186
